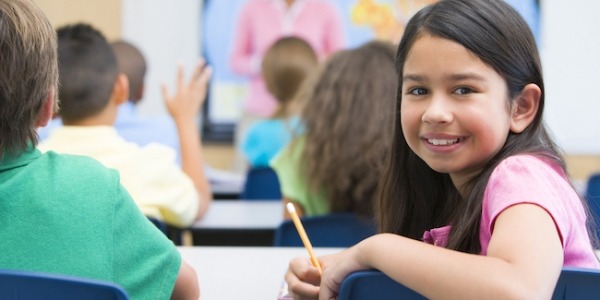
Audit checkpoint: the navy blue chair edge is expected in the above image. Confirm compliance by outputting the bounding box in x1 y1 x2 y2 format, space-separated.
0 269 129 299
147 216 168 235
338 270 426 300
273 213 377 247
551 266 600 300
240 167 282 200
338 267 600 300
584 173 600 240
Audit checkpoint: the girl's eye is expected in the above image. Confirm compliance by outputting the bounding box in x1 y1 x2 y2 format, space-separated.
408 87 427 95
454 87 474 95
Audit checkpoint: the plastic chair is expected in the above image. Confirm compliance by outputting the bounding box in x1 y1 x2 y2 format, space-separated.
337 267 600 300
552 267 600 300
240 167 282 200
338 270 425 300
0 269 129 300
584 173 600 237
273 213 376 247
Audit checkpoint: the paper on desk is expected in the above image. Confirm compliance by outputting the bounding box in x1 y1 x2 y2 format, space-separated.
277 280 292 300
204 164 245 186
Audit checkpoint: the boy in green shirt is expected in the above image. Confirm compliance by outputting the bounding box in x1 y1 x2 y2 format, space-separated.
0 1 199 299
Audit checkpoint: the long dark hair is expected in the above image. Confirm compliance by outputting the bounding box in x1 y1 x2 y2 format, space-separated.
377 0 578 253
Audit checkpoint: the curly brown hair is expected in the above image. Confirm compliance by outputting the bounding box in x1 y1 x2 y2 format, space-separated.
299 41 397 218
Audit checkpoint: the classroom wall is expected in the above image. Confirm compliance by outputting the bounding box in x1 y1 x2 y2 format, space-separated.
31 0 600 181
541 0 600 155
32 0 121 40
121 0 201 118
540 0 600 181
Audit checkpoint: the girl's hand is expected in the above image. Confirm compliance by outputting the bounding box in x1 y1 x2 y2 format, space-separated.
161 60 212 122
285 247 367 300
285 257 321 299
318 247 365 300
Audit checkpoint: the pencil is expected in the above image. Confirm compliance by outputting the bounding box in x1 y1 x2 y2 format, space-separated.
286 202 323 274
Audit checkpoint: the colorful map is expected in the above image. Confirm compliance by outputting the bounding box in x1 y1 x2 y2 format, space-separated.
349 0 437 43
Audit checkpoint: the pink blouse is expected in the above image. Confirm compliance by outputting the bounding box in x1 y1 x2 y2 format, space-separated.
230 0 345 117
422 155 599 269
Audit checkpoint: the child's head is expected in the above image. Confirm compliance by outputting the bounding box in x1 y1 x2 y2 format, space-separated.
301 40 397 217
0 0 58 156
262 36 317 118
395 0 550 160
56 23 121 124
378 0 562 252
112 40 147 104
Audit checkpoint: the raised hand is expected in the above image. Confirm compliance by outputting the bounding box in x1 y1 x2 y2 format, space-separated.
162 59 212 122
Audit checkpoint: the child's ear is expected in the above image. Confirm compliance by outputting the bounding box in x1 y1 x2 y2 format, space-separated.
112 73 129 105
509 83 541 133
34 88 55 128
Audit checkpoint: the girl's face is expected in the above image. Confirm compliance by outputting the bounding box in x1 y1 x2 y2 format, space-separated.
400 34 514 189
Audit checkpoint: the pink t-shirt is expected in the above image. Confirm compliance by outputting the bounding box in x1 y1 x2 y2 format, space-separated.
230 0 345 117
423 155 599 269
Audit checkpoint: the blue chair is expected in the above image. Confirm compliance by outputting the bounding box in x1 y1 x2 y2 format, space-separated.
273 213 376 247
147 216 168 235
552 267 600 300
0 269 129 300
338 270 425 300
338 267 600 300
240 167 282 200
584 173 600 236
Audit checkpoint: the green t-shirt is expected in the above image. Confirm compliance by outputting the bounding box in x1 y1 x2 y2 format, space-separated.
270 137 329 216
0 147 181 300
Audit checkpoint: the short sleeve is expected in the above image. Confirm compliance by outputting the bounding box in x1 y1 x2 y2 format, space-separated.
122 144 199 228
229 1 256 75
321 2 345 55
480 155 585 254
112 184 181 300
241 122 267 167
270 137 329 215
271 139 306 205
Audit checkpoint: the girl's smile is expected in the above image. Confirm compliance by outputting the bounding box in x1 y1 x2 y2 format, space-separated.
421 134 467 153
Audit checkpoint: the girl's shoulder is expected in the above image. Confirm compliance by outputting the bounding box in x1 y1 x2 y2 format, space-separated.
494 154 564 178
486 154 572 203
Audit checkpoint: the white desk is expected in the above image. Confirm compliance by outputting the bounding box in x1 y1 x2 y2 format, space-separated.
206 166 245 199
191 200 283 230
188 200 284 246
178 246 343 300
211 182 244 199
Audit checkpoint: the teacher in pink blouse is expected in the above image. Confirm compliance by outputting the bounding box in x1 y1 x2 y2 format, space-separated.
230 0 345 118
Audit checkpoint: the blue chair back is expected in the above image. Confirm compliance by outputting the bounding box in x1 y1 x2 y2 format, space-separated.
338 270 425 300
0 269 129 300
274 213 376 247
241 167 282 200
552 267 600 300
338 267 600 300
584 173 600 236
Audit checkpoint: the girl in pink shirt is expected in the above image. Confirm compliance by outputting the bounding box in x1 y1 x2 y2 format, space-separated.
284 0 600 299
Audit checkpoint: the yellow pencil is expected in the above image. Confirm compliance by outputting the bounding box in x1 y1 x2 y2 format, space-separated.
286 202 323 274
